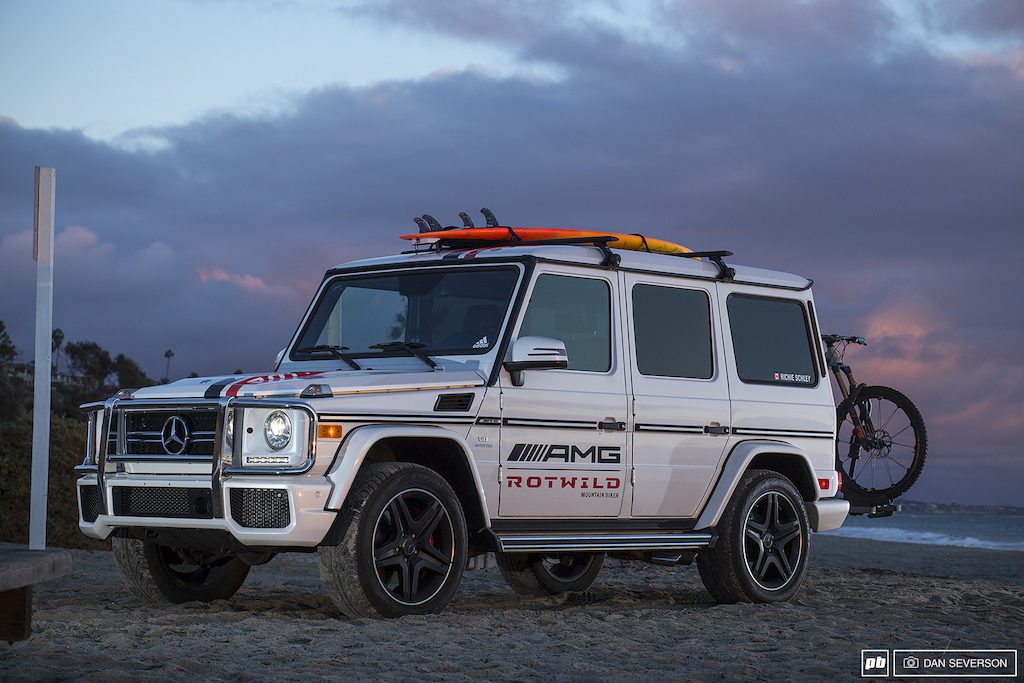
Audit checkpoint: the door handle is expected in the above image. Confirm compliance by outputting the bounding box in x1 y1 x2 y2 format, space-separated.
599 420 627 432
704 424 730 436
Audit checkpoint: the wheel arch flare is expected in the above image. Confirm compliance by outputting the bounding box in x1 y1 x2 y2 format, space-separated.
323 424 491 537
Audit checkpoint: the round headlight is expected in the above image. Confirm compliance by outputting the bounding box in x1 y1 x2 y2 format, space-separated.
264 410 292 450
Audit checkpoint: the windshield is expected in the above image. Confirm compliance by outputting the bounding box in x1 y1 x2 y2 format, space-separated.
291 266 520 361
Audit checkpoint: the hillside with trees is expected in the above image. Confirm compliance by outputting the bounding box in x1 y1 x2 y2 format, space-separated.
0 319 156 549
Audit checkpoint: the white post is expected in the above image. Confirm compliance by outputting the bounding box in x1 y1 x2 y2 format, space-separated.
30 166 56 550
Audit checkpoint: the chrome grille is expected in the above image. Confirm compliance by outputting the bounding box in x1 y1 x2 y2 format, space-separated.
107 408 218 459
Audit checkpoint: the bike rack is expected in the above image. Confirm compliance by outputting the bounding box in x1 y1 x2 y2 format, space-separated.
848 502 901 518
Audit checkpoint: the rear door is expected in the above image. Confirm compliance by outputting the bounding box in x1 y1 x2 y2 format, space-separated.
625 274 732 517
716 288 835 465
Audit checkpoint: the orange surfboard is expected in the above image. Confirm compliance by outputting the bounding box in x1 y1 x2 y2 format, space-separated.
401 227 692 255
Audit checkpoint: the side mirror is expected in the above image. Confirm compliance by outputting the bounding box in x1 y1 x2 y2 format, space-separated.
274 348 286 368
503 336 568 386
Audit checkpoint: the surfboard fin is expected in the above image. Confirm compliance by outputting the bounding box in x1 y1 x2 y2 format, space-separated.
422 215 444 231
459 212 475 229
414 217 430 232
481 208 499 228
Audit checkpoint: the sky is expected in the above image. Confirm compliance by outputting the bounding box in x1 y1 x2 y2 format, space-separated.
1 0 1022 506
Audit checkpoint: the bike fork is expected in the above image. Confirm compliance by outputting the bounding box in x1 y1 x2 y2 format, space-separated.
843 383 872 476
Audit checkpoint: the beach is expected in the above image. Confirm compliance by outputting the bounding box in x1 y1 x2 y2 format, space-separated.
2 536 1021 682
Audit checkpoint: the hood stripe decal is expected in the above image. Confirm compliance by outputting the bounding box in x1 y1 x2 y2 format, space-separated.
204 378 237 398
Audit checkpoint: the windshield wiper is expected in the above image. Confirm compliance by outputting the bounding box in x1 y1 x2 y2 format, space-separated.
294 345 361 370
370 341 438 370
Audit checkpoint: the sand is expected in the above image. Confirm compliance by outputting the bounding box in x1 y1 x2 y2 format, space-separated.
2 535 1022 682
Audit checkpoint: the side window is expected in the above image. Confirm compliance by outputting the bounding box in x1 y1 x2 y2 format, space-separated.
518 274 611 372
728 295 817 386
632 284 713 379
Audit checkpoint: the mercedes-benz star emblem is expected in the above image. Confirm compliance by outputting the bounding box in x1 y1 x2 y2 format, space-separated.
161 416 190 456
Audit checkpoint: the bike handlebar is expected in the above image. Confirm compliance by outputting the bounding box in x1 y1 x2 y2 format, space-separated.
821 334 866 346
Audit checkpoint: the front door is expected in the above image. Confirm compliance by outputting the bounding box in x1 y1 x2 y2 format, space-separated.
497 269 628 517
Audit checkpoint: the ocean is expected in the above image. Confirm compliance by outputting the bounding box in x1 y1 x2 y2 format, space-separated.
821 513 1024 552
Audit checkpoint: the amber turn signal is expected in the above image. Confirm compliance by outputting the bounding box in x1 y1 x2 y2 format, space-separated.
317 424 343 439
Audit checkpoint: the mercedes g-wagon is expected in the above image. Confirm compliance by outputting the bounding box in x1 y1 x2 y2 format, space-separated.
76 212 849 617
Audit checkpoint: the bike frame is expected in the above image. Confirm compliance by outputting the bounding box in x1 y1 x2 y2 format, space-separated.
822 335 872 449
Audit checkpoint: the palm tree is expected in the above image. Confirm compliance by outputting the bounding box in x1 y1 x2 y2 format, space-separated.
52 328 64 374
163 349 174 383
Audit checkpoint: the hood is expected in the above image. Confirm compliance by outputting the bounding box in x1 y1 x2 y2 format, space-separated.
129 367 488 401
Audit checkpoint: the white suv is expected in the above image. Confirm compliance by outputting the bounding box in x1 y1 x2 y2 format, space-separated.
76 219 849 617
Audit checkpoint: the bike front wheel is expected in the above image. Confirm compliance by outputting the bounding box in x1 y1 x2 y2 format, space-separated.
836 385 927 506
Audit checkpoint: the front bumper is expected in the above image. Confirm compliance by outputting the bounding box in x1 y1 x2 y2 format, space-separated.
77 474 336 547
76 396 336 548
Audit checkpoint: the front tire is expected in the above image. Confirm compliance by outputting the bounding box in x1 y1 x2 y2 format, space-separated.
318 462 467 618
496 551 605 597
697 470 809 603
112 537 250 604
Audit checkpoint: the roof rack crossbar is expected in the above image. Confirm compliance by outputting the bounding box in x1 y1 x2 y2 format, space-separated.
677 250 735 281
420 234 622 268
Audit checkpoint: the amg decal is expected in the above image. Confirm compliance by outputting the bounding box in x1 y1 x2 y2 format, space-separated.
506 475 622 490
506 443 621 464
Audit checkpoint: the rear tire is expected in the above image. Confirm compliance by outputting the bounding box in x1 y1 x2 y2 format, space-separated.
697 470 809 603
496 551 605 597
318 462 467 618
112 537 250 605
836 385 927 506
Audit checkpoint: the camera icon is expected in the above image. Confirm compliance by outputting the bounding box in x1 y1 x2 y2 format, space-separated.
903 656 920 669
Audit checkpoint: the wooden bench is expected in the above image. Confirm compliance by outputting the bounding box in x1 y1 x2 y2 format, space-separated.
0 549 72 643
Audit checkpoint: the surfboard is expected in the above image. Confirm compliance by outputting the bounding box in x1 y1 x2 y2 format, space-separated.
401 227 692 255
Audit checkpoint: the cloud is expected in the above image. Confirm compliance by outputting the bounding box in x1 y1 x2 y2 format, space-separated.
1 0 1022 503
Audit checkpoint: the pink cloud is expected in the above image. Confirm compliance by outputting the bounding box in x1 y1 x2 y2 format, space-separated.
847 295 1024 459
856 297 959 386
57 225 108 252
197 267 270 293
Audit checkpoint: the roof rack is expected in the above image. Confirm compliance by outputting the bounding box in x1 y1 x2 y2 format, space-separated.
406 209 737 280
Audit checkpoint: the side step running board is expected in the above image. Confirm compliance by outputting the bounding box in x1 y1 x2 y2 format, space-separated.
495 532 714 554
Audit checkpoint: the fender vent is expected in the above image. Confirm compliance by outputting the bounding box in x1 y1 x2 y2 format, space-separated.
434 393 475 412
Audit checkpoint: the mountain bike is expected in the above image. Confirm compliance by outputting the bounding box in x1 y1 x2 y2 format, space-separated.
822 334 927 507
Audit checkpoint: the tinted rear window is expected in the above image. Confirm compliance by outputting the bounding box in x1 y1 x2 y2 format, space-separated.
727 295 816 386
632 284 713 379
